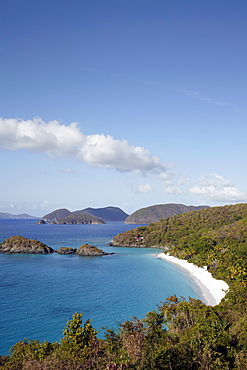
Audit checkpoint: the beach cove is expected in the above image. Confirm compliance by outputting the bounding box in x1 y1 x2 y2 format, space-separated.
157 252 229 306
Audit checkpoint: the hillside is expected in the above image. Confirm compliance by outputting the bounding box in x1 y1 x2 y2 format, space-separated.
42 208 72 222
41 206 128 223
112 203 247 281
125 203 209 224
54 214 105 225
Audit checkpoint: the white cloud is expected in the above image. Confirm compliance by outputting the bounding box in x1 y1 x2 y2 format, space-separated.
0 117 166 175
0 117 83 156
77 133 165 173
162 179 186 195
158 169 177 181
159 169 187 195
137 184 152 194
190 173 246 202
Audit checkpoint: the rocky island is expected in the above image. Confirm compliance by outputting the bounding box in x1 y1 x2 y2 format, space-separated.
52 214 105 225
37 214 105 225
0 236 113 257
76 244 113 256
56 247 76 254
0 236 54 254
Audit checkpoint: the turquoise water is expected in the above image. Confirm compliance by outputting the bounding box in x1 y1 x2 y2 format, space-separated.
0 220 203 355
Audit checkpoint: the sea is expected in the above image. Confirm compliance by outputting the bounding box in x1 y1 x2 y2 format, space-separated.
0 219 204 356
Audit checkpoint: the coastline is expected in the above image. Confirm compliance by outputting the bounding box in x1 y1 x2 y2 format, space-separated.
157 252 229 306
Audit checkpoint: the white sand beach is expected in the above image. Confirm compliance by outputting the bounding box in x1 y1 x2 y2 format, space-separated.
157 253 229 306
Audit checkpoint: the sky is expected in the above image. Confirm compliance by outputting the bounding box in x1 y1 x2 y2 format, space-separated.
0 0 247 217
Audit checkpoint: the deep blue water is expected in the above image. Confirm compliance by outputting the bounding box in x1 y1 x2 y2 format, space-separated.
0 220 203 355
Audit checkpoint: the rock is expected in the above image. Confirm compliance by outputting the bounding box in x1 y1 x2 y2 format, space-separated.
36 219 46 224
76 244 113 256
0 236 54 254
56 247 76 254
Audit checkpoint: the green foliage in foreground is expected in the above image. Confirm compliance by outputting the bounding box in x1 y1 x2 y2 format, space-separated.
1 204 247 369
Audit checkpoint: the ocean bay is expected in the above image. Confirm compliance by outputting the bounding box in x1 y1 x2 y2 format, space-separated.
0 220 203 355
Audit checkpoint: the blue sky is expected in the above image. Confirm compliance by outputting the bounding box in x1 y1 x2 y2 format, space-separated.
0 0 246 217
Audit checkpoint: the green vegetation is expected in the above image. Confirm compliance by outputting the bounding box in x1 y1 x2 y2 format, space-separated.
0 236 53 254
1 204 247 369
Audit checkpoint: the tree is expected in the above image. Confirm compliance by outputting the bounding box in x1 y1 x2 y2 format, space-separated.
61 312 97 349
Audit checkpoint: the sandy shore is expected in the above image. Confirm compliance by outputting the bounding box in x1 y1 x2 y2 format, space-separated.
157 252 229 306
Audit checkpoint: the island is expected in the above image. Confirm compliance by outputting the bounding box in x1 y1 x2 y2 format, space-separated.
37 206 129 224
56 247 76 254
0 236 113 257
0 236 54 254
37 214 106 225
76 244 113 256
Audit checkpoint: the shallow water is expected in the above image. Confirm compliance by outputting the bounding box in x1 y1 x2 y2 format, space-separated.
0 220 203 355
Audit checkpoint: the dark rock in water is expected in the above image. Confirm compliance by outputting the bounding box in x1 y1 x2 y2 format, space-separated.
76 244 113 256
36 219 46 224
0 236 53 254
56 247 76 254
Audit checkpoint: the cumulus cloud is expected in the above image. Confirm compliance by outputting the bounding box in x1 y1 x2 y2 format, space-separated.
0 117 166 174
77 133 165 173
162 179 186 195
190 173 246 202
158 169 187 195
0 117 83 156
137 184 152 194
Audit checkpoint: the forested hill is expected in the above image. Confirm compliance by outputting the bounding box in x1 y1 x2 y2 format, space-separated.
125 203 209 224
112 203 247 280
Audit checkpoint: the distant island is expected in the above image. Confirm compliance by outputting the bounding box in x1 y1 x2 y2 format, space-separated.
0 212 38 219
125 203 209 224
38 206 129 224
37 213 106 225
37 204 210 225
0 236 112 256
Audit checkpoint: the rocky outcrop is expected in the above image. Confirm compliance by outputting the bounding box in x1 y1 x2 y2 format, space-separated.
76 244 113 256
0 236 54 254
56 247 76 254
36 219 46 224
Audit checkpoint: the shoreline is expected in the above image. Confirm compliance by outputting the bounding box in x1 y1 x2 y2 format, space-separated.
156 252 229 306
